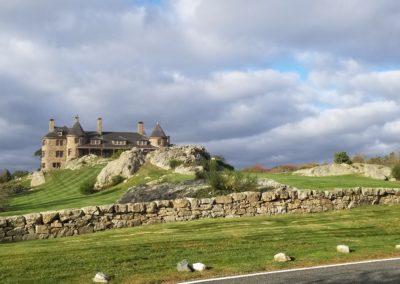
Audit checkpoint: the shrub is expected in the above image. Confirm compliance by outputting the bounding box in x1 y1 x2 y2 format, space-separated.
79 178 96 195
0 169 11 184
111 175 124 186
169 159 183 169
334 151 352 164
242 164 270 173
111 149 126 160
12 170 29 179
391 163 400 180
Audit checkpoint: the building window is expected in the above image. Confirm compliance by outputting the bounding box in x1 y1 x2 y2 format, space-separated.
68 148 72 156
112 140 126 146
42 139 46 146
56 151 63 158
75 138 79 144
42 163 45 169
90 139 101 145
57 131 63 136
42 151 45 157
56 139 64 146
52 162 61 168
137 140 148 146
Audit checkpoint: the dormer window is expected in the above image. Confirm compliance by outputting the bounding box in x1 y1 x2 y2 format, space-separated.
57 131 63 136
90 139 101 145
137 140 148 146
112 140 126 146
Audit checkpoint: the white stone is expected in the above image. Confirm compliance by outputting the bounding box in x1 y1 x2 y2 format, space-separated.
30 170 45 187
395 245 400 250
192 263 207 271
337 245 350 254
95 148 145 189
274 253 291 262
93 272 111 283
293 163 392 180
146 145 209 175
64 154 108 170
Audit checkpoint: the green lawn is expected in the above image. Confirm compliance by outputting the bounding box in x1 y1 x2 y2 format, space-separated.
1 204 400 283
256 173 400 190
0 164 194 217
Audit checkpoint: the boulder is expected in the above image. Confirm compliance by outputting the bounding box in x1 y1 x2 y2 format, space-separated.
95 148 145 189
93 272 111 283
30 170 45 187
64 154 108 170
177 259 193 272
258 178 285 189
192 263 207 271
274 253 291 262
146 145 210 175
293 163 392 180
337 244 350 253
395 245 400 250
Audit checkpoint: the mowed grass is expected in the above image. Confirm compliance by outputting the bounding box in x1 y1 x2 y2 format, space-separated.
1 204 400 283
256 173 400 190
0 164 194 217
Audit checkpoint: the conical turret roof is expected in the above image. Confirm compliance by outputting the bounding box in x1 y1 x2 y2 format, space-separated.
150 122 167 138
69 121 85 136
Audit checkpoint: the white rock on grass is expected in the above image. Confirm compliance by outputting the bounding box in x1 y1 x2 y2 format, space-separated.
177 259 193 272
30 170 45 187
192 263 207 271
337 245 350 254
274 253 291 262
93 272 111 283
395 245 400 250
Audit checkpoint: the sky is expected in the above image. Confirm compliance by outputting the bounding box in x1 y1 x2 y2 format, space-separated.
1 0 400 171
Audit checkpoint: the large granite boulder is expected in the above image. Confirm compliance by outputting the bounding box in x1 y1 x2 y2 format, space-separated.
95 148 145 189
30 170 45 187
146 145 210 175
293 163 392 180
64 154 108 170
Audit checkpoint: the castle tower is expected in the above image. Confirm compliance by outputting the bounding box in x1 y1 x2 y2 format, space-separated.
149 122 169 147
66 116 85 161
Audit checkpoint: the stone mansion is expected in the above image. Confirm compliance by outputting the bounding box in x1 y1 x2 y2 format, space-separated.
41 116 170 171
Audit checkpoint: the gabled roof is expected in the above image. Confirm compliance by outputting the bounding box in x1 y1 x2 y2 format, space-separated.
150 123 167 138
43 126 69 138
69 121 85 136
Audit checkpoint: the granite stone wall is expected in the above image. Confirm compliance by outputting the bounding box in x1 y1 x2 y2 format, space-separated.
1 187 400 243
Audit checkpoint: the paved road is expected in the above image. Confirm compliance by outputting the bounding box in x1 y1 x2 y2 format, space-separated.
181 258 400 284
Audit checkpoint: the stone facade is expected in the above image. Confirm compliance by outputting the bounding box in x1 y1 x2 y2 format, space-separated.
41 117 169 171
1 187 400 243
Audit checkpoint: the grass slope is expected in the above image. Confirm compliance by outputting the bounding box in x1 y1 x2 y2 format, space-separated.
257 173 400 189
0 164 194 217
1 204 400 283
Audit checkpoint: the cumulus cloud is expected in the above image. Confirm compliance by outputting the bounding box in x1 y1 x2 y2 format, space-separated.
1 0 400 170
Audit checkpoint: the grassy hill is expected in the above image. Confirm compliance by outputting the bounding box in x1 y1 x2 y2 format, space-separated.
0 164 193 217
256 173 400 189
1 204 400 283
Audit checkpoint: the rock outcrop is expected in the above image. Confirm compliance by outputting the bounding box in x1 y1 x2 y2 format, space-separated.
95 148 145 189
30 171 45 187
293 163 392 180
117 180 210 204
64 154 108 170
146 145 210 175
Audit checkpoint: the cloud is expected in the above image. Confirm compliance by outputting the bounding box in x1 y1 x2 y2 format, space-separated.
1 1 400 171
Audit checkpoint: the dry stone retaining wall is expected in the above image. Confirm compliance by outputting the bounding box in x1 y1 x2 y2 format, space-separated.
1 187 400 243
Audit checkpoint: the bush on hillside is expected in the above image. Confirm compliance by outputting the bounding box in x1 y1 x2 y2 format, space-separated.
111 175 125 186
111 149 126 160
169 159 183 169
391 163 400 181
12 170 29 179
242 164 270 173
334 152 352 164
0 169 11 184
79 178 96 195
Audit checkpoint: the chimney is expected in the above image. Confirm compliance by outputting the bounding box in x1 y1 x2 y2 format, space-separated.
137 121 145 135
97 117 102 135
48 119 55 132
